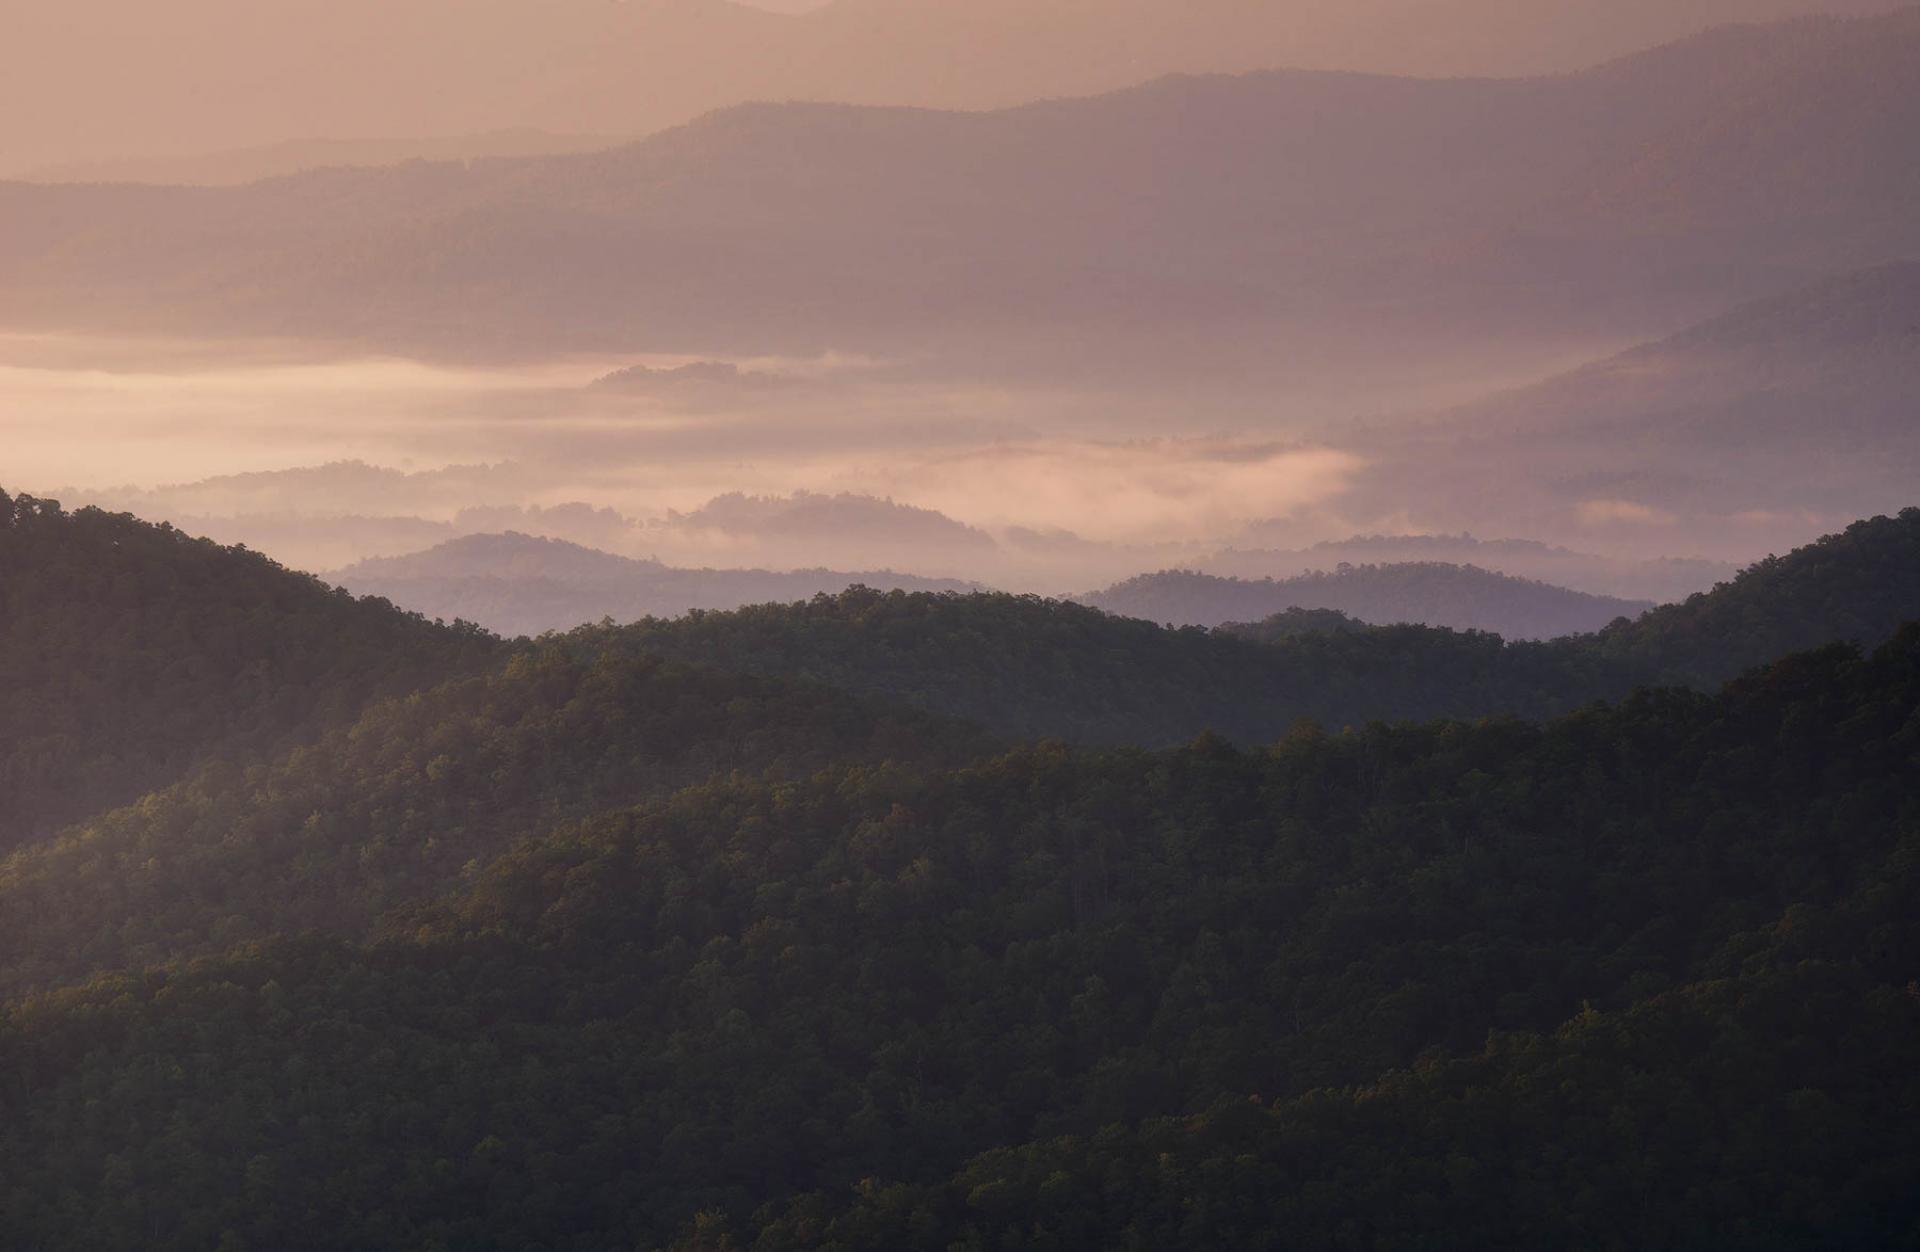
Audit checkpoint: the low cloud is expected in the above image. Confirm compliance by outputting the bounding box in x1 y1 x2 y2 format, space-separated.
839 439 1365 545
1576 499 1677 527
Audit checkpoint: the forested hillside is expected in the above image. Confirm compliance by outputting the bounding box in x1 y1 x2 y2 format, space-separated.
613 509 1920 744
0 491 497 850
0 640 985 994
1085 561 1652 636
7 0 1915 1241
3 625 1913 1249
1204 532 1735 602
1586 506 1920 683
0 499 1914 1249
748 964 1919 1250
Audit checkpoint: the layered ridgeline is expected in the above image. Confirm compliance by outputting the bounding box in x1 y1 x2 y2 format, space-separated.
1203 532 1736 604
1084 562 1654 636
0 630 987 994
2 624 1914 1250
0 505 1910 992
6 11 1918 368
331 531 976 637
607 509 1920 744
0 491 497 850
11 0 1892 179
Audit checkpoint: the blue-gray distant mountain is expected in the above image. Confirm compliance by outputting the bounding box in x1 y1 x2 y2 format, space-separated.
1084 563 1654 637
331 531 977 636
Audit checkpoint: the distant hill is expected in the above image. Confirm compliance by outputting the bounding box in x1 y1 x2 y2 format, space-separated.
65 470 1015 583
332 531 978 636
1084 563 1654 637
6 12 1917 372
69 460 517 519
1347 261 1920 554
0 490 497 850
1206 533 1736 603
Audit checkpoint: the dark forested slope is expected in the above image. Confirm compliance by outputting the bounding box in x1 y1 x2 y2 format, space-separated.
1585 506 1920 683
0 638 985 995
0 490 497 850
748 963 1920 1251
2 626 1914 1250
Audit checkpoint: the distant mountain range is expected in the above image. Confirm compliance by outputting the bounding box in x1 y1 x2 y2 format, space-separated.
331 531 976 636
58 472 1014 581
6 10 1916 376
1204 535 1736 603
5 0 1894 176
1347 260 1920 555
1085 564 1655 637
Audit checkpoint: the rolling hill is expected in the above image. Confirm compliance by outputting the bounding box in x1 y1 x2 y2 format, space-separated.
0 503 1910 999
1084 563 1654 637
1204 533 1737 602
603 509 1920 742
0 629 987 996
2 623 1913 1249
0 490 497 850
0 496 1915 1247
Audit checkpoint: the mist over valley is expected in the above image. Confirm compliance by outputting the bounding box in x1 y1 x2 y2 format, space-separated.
2 5 1917 1248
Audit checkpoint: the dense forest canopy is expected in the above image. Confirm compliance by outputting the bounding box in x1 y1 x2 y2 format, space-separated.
0 637 986 995
0 491 498 850
1 626 1914 1249
0 497 1915 1248
5 0 1917 1241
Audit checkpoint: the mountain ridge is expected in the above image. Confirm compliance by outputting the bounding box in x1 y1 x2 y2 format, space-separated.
7 10 1917 373
332 531 979 636
1085 563 1654 637
8 0 1900 177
